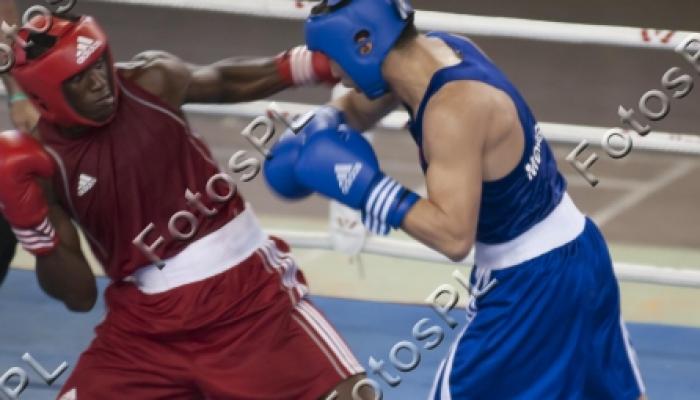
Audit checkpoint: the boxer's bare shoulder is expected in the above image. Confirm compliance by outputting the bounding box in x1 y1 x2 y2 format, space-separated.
423 81 517 143
117 50 191 110
422 80 524 182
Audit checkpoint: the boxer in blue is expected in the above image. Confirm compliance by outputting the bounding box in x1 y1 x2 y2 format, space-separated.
264 0 646 398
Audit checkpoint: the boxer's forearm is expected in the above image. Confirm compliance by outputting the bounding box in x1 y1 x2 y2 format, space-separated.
35 206 97 312
218 57 289 101
126 51 289 105
401 200 475 262
187 57 288 103
36 247 97 312
330 90 398 132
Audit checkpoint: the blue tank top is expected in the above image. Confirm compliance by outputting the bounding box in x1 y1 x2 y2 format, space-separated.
406 32 566 244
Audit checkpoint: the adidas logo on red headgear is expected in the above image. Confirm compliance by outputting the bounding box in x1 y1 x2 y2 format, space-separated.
76 35 101 64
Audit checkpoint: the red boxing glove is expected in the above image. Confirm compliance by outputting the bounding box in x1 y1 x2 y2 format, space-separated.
276 45 339 86
0 130 59 256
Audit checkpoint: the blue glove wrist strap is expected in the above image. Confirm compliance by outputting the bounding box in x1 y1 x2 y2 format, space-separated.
363 174 421 235
387 189 420 228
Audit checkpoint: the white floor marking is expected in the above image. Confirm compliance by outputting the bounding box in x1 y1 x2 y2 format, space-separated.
592 160 695 227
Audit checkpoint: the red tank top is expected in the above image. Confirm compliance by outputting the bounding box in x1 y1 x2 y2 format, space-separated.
39 72 245 281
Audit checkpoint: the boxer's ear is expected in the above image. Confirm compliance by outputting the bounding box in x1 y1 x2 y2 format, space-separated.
0 214 17 286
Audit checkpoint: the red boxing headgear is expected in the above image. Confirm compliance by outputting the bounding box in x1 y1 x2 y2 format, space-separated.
11 14 119 127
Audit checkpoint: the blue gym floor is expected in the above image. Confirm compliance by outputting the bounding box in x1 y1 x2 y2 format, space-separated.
1 269 699 399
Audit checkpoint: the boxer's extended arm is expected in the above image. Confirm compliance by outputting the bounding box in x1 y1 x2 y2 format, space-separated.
330 90 399 132
184 46 337 103
400 83 495 262
122 47 336 108
183 56 289 104
35 182 97 312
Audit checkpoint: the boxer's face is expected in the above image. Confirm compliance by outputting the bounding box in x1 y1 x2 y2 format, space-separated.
63 54 116 124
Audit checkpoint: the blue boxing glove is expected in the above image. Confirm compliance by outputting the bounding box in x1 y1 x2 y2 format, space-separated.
263 106 346 200
294 126 420 235
263 131 312 200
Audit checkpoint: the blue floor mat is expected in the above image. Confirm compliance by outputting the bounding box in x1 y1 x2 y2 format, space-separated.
1 269 698 399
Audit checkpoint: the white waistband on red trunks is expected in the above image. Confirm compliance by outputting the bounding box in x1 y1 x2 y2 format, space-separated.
126 205 268 294
474 192 586 270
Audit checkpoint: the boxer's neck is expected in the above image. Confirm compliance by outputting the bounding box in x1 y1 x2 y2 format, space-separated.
60 125 92 139
383 35 462 114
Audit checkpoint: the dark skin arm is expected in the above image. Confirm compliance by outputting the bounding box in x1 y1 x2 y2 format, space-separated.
184 56 289 104
119 50 290 109
34 180 97 312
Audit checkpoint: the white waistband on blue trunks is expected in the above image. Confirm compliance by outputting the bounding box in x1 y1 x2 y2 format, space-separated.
125 205 268 295
474 192 586 270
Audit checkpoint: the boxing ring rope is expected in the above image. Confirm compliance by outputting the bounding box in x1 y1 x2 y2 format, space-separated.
184 101 700 155
84 0 699 50
1 91 695 154
266 229 700 288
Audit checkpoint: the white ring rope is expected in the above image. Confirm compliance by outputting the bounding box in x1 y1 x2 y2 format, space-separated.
83 0 699 50
0 89 697 155
184 101 700 156
268 229 700 288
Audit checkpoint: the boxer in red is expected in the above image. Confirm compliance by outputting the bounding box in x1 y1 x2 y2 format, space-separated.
0 12 369 399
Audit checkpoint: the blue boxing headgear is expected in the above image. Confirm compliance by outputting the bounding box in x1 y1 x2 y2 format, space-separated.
305 0 415 99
